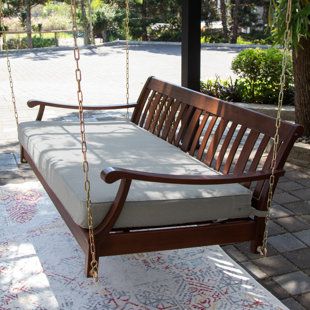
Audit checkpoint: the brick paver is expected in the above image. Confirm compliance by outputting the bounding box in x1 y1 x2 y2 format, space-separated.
1 44 309 309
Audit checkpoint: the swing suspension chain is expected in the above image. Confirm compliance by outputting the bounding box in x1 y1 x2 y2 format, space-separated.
70 0 98 281
0 0 19 128
125 0 130 119
257 0 292 256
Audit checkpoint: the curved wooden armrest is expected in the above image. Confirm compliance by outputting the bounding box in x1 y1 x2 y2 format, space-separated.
27 100 137 121
101 167 285 185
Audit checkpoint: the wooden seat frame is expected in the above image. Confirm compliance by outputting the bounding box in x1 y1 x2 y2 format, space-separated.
20 77 303 276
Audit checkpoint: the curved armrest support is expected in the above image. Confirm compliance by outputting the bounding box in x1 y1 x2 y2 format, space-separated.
101 167 285 185
27 100 137 121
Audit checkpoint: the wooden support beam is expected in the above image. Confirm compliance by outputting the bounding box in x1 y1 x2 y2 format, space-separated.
181 0 201 91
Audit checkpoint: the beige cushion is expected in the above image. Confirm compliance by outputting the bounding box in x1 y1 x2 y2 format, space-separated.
19 119 253 229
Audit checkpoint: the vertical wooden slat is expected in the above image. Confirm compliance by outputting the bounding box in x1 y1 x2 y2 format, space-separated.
149 95 168 134
155 97 174 137
204 118 228 166
181 108 203 151
243 134 270 188
167 103 188 144
222 125 247 174
144 92 163 130
196 115 218 161
215 123 237 171
189 112 209 156
161 100 181 140
139 90 156 127
247 135 270 173
175 105 196 147
233 130 260 174
254 147 274 197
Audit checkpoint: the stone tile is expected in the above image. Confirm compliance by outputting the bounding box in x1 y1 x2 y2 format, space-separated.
268 220 287 236
286 170 310 181
283 248 310 269
241 261 267 280
297 292 310 309
278 181 305 192
299 179 310 187
235 241 278 259
260 278 290 299
281 298 306 310
283 201 310 216
268 233 306 253
274 271 310 295
275 216 310 233
301 215 310 224
270 204 294 219
291 188 310 201
221 245 247 263
252 255 297 277
273 192 301 204
294 230 310 246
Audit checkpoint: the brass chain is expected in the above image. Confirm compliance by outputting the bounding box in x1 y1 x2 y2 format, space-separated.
70 0 98 281
125 0 130 119
257 0 292 256
0 0 19 128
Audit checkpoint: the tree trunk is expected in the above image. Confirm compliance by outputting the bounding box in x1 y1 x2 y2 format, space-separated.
25 0 32 49
262 0 269 27
220 0 228 41
293 37 310 136
141 0 148 41
230 0 240 44
80 0 89 45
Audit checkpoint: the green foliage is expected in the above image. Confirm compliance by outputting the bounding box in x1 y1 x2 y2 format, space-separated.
231 48 293 104
202 48 294 105
92 3 124 40
270 0 310 47
148 24 181 42
6 35 56 49
201 77 244 102
201 29 227 43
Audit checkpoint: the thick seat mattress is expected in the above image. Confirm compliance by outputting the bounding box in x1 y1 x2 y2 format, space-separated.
19 119 253 229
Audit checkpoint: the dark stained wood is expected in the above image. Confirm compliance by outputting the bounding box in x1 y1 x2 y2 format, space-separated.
234 130 260 174
215 122 237 171
222 125 247 174
196 115 218 160
154 97 174 136
204 118 228 166
24 76 304 276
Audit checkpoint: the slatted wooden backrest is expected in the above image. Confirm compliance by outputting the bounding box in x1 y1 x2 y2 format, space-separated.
132 77 303 204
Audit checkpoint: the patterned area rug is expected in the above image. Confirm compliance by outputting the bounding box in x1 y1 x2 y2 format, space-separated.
0 182 288 310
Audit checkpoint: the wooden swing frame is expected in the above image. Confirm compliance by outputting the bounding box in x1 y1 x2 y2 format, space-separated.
21 77 303 276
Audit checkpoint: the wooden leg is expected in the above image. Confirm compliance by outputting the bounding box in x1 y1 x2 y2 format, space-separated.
250 217 265 253
20 146 27 163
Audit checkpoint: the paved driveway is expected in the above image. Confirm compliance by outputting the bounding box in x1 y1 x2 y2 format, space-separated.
0 43 238 142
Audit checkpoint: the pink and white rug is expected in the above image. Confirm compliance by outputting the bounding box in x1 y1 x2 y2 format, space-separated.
0 182 288 310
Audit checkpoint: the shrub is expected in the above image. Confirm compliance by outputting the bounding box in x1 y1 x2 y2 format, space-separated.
6 36 56 49
148 23 181 42
201 77 243 102
201 29 228 43
92 3 124 40
231 48 294 105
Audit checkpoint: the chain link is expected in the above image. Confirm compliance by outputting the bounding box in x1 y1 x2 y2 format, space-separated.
70 0 98 281
125 0 130 119
257 0 292 256
1 0 19 128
